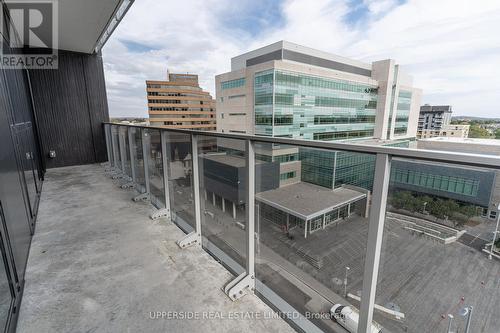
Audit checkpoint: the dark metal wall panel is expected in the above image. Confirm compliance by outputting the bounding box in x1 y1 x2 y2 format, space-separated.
82 53 110 163
28 51 109 168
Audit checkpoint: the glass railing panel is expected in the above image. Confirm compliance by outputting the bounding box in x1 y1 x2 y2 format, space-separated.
197 136 247 271
119 126 132 178
375 158 500 333
146 129 165 209
164 131 195 232
111 125 121 171
254 142 376 332
130 127 146 194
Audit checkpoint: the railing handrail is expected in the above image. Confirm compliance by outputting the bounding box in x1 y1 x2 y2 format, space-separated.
104 122 500 170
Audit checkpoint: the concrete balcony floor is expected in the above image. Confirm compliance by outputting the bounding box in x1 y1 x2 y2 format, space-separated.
16 164 294 333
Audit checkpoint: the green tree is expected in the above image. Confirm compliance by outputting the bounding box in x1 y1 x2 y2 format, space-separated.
459 205 477 221
469 124 493 138
495 129 500 139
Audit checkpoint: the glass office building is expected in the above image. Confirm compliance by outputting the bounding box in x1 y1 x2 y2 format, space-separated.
254 69 378 140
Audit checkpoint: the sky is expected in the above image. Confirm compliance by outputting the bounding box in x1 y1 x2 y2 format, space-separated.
102 0 500 118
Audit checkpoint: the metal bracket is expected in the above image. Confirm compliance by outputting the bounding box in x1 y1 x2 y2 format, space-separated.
176 231 201 249
111 173 126 179
150 208 170 220
120 182 135 189
132 192 150 202
224 272 255 301
104 167 118 174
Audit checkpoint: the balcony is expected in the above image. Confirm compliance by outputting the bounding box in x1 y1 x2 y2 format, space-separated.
17 123 499 333
15 164 294 333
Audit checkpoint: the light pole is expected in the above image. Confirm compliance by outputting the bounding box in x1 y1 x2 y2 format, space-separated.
447 314 453 333
488 203 500 260
459 306 473 333
344 266 350 297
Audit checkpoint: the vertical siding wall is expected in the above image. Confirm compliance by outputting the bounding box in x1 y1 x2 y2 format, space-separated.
29 51 110 168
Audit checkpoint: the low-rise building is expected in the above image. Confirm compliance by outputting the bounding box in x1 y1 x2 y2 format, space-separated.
419 124 470 139
147 73 216 130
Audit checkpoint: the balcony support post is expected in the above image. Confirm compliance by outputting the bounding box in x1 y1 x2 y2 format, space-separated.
177 133 202 248
108 125 121 175
358 153 392 333
128 127 137 183
224 139 255 301
150 131 171 220
120 127 136 189
118 127 126 174
104 124 113 170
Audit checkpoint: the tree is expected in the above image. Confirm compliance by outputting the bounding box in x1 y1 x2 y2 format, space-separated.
495 129 500 139
459 205 477 222
469 124 493 138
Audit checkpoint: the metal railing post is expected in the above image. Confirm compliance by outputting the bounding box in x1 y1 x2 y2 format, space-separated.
110 125 119 170
192 134 202 241
176 133 202 247
150 131 171 220
142 129 151 195
223 139 256 301
128 127 136 182
358 153 391 333
245 139 255 279
118 127 126 173
104 124 112 165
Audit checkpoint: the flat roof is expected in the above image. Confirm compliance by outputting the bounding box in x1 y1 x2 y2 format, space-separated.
256 182 367 221
419 137 500 146
231 40 372 73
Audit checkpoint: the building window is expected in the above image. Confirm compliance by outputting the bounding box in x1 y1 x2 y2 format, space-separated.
280 171 296 181
221 78 246 90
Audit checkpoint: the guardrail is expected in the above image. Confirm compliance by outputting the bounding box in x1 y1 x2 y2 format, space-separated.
103 122 500 333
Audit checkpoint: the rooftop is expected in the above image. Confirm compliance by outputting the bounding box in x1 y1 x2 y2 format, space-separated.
420 136 500 146
230 40 372 74
256 182 367 221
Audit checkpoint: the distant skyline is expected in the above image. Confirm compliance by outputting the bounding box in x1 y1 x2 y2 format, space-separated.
102 0 500 118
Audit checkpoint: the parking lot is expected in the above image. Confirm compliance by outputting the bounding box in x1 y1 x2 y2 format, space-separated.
168 181 500 332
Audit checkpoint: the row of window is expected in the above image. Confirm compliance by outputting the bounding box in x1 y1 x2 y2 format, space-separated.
221 78 246 90
391 169 480 197
394 127 408 135
147 84 197 90
313 130 374 141
275 71 378 95
314 115 376 124
148 99 209 105
315 96 377 109
255 115 294 126
280 171 296 181
149 107 214 112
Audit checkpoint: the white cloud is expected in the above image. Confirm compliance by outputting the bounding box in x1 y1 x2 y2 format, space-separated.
103 0 500 118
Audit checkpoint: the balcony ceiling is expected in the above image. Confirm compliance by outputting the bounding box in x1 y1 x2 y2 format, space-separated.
6 0 128 54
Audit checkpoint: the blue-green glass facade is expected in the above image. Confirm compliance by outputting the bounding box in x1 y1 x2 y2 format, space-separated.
221 77 246 90
394 90 412 136
254 69 378 140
